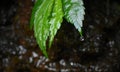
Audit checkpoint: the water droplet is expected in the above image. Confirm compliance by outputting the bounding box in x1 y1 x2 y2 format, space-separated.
80 36 84 41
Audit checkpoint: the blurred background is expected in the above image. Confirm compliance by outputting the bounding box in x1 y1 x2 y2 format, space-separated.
0 0 120 72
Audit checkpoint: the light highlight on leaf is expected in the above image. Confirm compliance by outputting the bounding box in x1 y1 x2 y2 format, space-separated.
49 0 64 47
34 0 54 57
62 0 85 35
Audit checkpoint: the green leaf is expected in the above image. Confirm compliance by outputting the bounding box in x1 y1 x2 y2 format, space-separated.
49 0 64 47
62 0 85 35
34 0 54 57
30 0 43 29
30 0 85 58
32 0 63 57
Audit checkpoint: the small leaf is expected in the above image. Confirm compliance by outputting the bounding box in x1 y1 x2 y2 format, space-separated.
49 0 64 47
30 0 43 29
62 0 85 35
34 0 54 57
